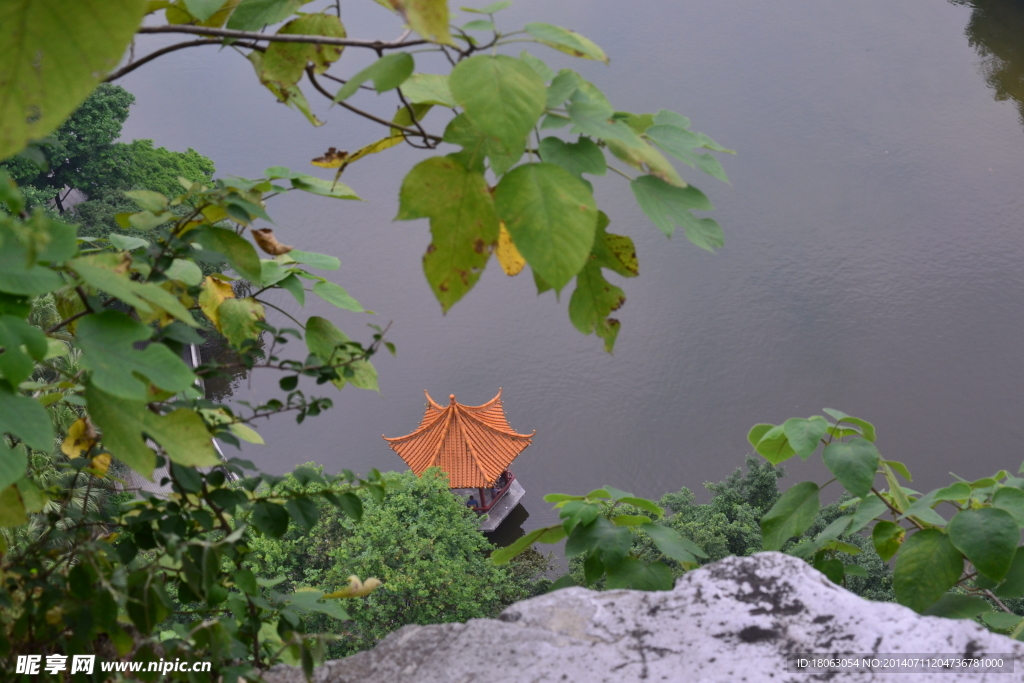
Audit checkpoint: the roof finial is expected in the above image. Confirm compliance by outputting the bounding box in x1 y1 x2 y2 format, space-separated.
449 394 456 403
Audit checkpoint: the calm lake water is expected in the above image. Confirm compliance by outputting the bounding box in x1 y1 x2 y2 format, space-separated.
121 0 1024 535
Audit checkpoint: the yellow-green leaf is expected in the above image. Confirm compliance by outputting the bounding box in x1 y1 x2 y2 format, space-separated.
0 0 148 159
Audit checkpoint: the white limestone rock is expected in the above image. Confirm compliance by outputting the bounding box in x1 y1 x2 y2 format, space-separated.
264 552 1024 682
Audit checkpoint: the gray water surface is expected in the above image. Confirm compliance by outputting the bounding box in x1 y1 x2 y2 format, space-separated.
120 0 1024 533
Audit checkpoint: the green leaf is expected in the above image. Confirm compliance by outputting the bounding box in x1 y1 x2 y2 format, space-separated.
86 383 219 478
495 163 597 292
822 437 880 499
305 316 378 391
228 422 264 445
76 311 196 400
286 497 320 533
760 481 819 551
646 125 730 183
164 259 204 287
538 136 606 180
607 137 686 188
883 459 911 481
261 13 347 88
279 274 306 305
71 255 197 326
641 523 705 563
982 612 1024 631
994 548 1024 598
400 73 456 107
491 524 565 564
289 250 340 271
462 1 512 14
0 315 47 385
921 594 991 620
814 515 852 545
462 19 494 31
565 516 631 565
559 500 600 534
252 501 291 538
108 234 149 251
449 55 546 154
604 558 674 591
781 416 828 459
192 226 263 283
630 175 723 250
183 0 228 21
248 50 324 126
749 424 797 465
848 494 889 534
0 443 25 494
398 156 500 310
0 484 27 527
0 384 52 452
217 298 264 349
398 0 453 44
948 507 1019 582
546 70 581 108
0 220 72 296
993 487 1024 527
0 0 147 160
228 0 306 31
288 174 361 200
442 114 524 175
893 529 963 612
519 51 555 82
612 514 651 527
569 217 627 352
335 53 415 101
124 190 169 212
312 281 364 312
524 23 608 64
933 482 971 502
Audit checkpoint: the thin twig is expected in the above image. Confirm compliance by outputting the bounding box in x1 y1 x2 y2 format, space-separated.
304 67 443 142
105 40 257 82
137 25 428 50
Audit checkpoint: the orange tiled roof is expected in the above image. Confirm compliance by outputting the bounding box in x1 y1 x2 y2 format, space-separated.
383 389 534 488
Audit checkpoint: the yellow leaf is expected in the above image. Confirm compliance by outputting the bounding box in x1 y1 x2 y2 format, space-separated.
322 575 382 598
61 418 96 458
90 452 112 475
393 0 453 45
228 422 264 445
199 277 235 330
347 135 404 165
201 204 228 224
495 222 525 276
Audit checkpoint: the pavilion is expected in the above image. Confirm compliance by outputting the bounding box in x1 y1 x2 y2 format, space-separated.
383 389 533 531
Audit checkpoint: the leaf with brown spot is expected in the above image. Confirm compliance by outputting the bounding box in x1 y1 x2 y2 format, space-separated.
397 156 499 312
312 147 350 169
567 212 635 352
251 228 293 255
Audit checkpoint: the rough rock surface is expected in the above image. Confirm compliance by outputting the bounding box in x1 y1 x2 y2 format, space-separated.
264 552 1024 682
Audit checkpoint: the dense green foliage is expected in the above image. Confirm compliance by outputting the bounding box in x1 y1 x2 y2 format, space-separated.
0 0 732 679
0 84 216 238
246 468 549 657
749 410 1024 638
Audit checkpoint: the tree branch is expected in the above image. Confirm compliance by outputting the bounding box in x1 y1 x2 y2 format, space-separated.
106 39 259 82
136 25 428 50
